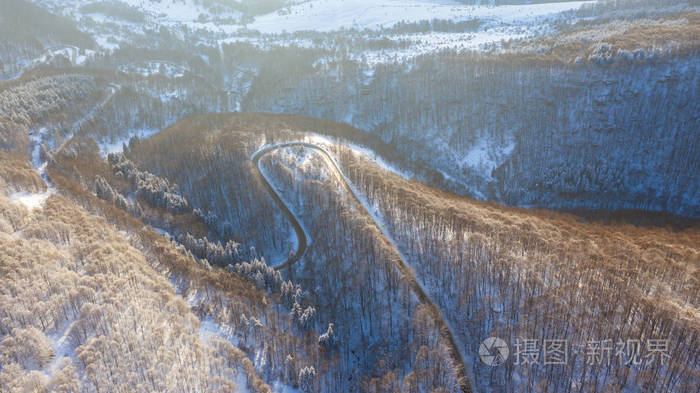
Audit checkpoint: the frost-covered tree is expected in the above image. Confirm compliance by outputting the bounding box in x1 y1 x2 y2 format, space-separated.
318 323 338 350
298 366 316 393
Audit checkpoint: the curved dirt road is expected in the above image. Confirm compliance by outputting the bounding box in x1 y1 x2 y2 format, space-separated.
252 143 310 270
252 142 474 393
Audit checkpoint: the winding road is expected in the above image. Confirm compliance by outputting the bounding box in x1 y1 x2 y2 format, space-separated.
252 142 474 393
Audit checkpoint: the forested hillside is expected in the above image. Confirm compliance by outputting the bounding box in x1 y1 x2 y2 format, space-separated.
2 73 698 391
0 72 99 153
1 1 698 392
0 0 93 79
0 192 259 392
121 113 700 392
1 73 324 393
121 115 466 392
329 142 700 392
13 0 694 219
239 9 700 218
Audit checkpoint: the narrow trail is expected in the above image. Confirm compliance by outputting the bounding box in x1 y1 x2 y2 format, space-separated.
31 83 119 189
252 142 475 393
54 83 119 154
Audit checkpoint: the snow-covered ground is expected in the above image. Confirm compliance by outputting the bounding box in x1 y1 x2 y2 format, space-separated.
9 191 52 210
458 136 515 179
32 0 594 58
118 61 188 77
306 134 415 180
248 0 594 33
98 128 161 156
45 321 77 377
242 0 595 63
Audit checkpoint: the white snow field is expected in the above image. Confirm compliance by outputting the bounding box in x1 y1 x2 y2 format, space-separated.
9 191 52 210
249 0 595 33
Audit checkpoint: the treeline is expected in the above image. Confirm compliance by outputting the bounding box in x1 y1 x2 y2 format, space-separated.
78 1 146 23
518 11 700 64
379 18 483 34
193 0 289 18
108 153 189 214
575 0 698 18
331 144 700 392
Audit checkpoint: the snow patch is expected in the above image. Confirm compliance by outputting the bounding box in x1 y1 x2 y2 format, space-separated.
306 134 415 180
98 128 160 156
460 137 515 175
10 191 51 210
45 322 76 377
199 317 236 343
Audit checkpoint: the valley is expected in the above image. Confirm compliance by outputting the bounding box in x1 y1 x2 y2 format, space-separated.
1 1 699 392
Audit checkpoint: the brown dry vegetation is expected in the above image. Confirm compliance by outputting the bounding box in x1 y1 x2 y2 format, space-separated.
514 12 700 63
50 135 210 238
41 155 338 392
0 152 45 193
0 190 265 392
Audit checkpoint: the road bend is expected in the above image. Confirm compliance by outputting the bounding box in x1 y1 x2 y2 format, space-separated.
251 142 475 393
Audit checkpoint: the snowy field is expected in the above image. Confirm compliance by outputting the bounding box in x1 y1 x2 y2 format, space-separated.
249 0 595 33
34 0 595 56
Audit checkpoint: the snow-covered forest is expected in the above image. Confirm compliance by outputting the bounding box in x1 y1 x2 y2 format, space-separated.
241 45 699 217
113 115 699 392
329 142 700 392
1 0 699 392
